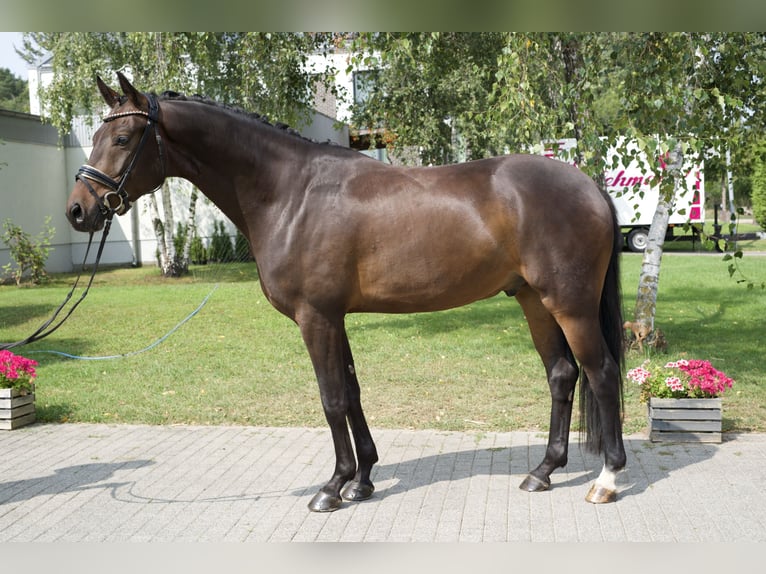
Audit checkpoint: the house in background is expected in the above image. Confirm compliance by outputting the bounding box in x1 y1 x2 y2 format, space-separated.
307 49 393 164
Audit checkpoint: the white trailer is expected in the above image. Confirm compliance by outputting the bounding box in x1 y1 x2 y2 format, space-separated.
543 139 704 252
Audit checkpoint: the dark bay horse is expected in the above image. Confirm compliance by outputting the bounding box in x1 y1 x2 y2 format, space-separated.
67 73 626 512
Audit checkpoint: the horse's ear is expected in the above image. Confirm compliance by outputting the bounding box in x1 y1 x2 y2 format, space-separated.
97 76 120 108
116 71 146 110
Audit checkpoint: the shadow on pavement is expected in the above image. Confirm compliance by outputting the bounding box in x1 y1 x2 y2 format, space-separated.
0 460 154 505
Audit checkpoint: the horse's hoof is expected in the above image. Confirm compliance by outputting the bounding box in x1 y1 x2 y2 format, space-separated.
519 474 550 492
341 480 375 502
307 490 343 512
585 484 617 504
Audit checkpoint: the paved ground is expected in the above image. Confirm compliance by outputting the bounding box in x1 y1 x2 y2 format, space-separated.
1 423 765 542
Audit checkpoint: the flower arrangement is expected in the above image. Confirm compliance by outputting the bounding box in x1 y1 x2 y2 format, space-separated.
628 358 734 403
0 350 38 394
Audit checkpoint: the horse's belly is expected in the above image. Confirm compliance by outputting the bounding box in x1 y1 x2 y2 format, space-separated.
352 243 517 313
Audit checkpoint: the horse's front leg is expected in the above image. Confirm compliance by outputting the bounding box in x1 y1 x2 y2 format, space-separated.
339 328 378 502
298 310 357 512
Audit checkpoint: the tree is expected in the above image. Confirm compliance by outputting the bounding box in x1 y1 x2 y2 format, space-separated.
610 33 766 344
0 67 28 113
350 33 510 165
350 33 614 175
19 33 337 135
18 32 338 276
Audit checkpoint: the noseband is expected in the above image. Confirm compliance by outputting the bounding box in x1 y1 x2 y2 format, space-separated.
76 93 165 218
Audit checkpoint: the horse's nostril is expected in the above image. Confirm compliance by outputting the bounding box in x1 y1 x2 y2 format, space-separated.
69 202 83 223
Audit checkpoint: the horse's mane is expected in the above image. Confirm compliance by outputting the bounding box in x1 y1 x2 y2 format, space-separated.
156 90 340 147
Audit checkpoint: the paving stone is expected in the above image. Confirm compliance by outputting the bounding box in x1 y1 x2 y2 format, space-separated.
1 424 765 541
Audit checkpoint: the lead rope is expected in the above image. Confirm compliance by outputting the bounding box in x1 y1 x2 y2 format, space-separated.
0 218 113 350
28 284 218 360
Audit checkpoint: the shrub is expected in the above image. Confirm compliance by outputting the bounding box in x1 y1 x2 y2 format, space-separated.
1 217 55 285
209 221 235 262
173 221 188 255
190 234 207 265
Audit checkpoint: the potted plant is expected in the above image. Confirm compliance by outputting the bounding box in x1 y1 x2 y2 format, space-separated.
0 350 38 430
628 358 735 443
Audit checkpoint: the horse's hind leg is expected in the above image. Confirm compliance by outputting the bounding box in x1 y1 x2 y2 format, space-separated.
339 329 379 502
515 287 580 492
556 312 626 503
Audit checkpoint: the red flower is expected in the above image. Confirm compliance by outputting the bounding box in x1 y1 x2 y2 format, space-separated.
0 350 38 390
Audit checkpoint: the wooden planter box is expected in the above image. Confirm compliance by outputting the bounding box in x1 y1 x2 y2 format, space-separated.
648 397 722 443
0 385 36 430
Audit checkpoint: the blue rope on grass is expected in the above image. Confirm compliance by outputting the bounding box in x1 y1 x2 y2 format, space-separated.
28 284 218 361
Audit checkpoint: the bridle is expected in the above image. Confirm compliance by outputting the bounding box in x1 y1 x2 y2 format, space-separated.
75 92 165 219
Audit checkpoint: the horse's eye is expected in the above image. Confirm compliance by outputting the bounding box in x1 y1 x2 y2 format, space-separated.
115 135 130 146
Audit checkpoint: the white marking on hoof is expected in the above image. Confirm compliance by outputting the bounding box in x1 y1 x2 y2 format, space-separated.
596 464 618 492
585 464 619 503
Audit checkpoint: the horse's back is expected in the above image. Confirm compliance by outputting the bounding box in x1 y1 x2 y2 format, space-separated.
379 153 610 223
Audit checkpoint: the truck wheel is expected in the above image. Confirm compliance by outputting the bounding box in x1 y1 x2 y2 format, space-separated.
627 228 649 252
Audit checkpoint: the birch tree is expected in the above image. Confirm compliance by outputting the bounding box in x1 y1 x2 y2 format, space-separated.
613 33 766 345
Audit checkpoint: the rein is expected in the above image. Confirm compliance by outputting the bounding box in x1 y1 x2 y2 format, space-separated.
0 222 112 350
1 94 164 351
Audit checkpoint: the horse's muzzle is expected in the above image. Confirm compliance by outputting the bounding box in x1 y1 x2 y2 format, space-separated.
66 200 106 232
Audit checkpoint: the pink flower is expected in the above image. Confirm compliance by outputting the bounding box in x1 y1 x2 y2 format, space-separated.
633 357 734 402
0 350 38 388
677 360 734 397
665 376 684 392
627 366 651 385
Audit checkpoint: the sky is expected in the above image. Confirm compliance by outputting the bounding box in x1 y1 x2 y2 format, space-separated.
0 32 30 78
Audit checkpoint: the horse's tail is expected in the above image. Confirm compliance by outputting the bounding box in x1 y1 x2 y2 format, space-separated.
579 193 625 454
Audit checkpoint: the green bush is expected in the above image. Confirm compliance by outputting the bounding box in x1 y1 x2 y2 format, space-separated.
752 157 766 231
1 217 55 285
190 234 207 265
209 220 235 262
173 221 187 255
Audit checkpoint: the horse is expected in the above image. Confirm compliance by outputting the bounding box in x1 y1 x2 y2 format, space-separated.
66 73 626 512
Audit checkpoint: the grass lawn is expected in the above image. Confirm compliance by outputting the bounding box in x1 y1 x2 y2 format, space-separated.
1 250 765 436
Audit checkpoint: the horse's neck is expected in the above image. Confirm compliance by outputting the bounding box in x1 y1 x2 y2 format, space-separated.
163 102 311 228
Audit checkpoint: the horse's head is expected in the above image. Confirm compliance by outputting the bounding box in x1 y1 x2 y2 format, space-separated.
66 72 166 232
